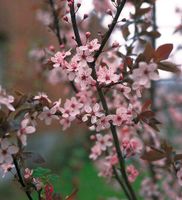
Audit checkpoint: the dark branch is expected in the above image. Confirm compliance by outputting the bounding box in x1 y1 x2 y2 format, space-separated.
70 3 82 46
13 157 33 200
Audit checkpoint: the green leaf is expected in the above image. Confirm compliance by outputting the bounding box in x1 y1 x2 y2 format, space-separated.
33 167 51 178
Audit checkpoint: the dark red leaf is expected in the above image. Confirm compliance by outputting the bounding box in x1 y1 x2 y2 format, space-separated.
154 43 173 61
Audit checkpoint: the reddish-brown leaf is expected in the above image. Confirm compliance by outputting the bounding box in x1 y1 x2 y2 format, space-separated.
143 43 155 62
158 61 180 74
140 111 155 120
154 43 173 62
141 150 165 162
142 99 152 112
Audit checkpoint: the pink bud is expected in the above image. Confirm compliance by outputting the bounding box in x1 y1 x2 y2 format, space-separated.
77 3 81 8
90 135 96 140
49 45 55 52
106 9 112 16
63 16 68 22
112 41 120 48
85 32 91 38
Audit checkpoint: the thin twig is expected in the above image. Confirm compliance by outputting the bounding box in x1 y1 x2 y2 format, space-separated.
13 157 33 200
49 0 63 45
93 0 127 63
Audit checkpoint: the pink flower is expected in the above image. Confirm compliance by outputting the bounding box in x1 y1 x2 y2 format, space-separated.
24 168 33 180
60 97 83 118
95 116 111 131
66 56 79 81
86 39 101 52
82 103 104 124
0 86 15 111
38 106 59 125
126 165 139 183
59 116 74 130
132 62 159 88
34 92 51 104
89 144 102 160
17 119 36 146
75 67 95 90
33 178 43 191
116 85 131 99
97 159 113 178
95 133 113 151
121 137 143 158
0 138 19 164
97 66 119 85
52 99 62 112
111 107 132 127
76 47 94 66
106 154 118 166
51 50 71 68
0 163 14 178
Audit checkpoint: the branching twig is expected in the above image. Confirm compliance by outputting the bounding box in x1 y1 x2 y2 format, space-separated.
69 1 138 200
48 0 78 93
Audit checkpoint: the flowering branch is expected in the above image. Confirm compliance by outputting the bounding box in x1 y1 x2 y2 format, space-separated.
48 0 78 93
69 1 137 199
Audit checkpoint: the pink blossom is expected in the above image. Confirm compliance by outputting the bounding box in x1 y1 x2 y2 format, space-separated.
17 119 36 146
95 115 111 131
86 39 101 52
0 163 14 178
82 103 104 124
24 168 33 180
75 67 95 90
59 117 74 131
76 90 93 104
34 92 51 104
95 133 113 151
38 106 59 125
0 86 15 111
60 97 83 118
97 159 113 178
76 47 94 66
97 66 119 85
126 165 139 183
132 62 159 88
121 137 143 158
0 138 19 164
106 154 118 166
66 56 79 81
33 178 43 191
111 107 132 127
89 144 102 160
116 85 131 99
51 50 71 68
